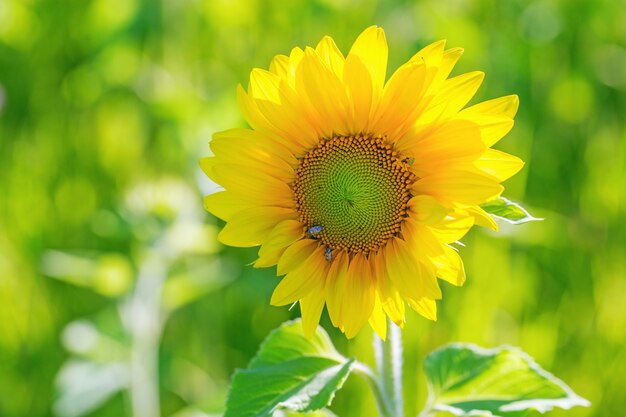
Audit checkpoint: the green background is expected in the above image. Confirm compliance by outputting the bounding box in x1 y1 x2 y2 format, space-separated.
1 0 624 416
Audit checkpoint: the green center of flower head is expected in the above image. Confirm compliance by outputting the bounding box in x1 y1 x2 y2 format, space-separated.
293 134 416 255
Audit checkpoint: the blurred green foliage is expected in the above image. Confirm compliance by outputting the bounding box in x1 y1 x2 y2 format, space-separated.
0 0 625 416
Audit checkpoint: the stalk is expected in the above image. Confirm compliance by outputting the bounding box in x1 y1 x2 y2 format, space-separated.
127 250 166 417
372 319 404 417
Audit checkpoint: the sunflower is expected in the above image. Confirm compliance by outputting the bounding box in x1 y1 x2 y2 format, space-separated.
201 26 523 339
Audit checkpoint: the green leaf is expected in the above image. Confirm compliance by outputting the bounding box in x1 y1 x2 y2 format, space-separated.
480 197 542 224
422 343 590 417
225 320 354 417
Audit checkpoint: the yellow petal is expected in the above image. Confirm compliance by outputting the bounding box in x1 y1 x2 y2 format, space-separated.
348 26 388 95
383 298 405 327
254 94 319 152
404 120 486 175
413 170 504 206
212 128 298 167
344 52 374 133
371 61 429 138
419 71 485 124
459 116 514 148
262 220 305 252
436 245 466 286
315 36 345 79
404 220 446 261
385 237 441 302
247 69 321 152
285 47 305 88
411 42 463 89
300 282 327 339
210 134 295 182
249 68 280 102
411 40 446 65
277 238 319 276
463 94 519 119
410 40 446 93
372 253 405 327
210 163 295 209
474 148 525 181
271 246 326 306
464 206 498 231
435 47 464 89
429 215 475 243
199 156 216 179
203 191 253 222
457 95 519 147
343 254 376 338
440 71 485 110
255 245 287 269
369 293 387 341
218 207 297 247
255 220 305 268
236 84 275 132
211 161 292 185
296 47 351 136
408 195 448 225
406 217 466 286
402 221 452 296
269 54 289 79
203 185 293 222
403 214 465 286
325 251 349 330
408 298 437 321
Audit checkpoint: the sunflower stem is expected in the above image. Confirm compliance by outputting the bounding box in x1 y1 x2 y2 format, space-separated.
373 319 404 417
353 362 395 417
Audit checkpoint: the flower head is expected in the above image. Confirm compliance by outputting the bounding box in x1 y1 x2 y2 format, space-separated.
202 26 523 339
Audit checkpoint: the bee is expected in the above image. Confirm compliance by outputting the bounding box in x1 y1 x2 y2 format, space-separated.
402 157 415 166
307 225 323 237
325 247 332 263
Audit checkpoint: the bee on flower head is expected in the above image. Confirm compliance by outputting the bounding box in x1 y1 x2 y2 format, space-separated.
325 247 332 263
307 225 323 238
402 157 415 166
